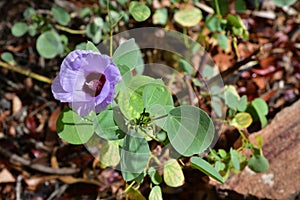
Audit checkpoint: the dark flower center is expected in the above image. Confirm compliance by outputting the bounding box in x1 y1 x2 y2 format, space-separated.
83 72 106 97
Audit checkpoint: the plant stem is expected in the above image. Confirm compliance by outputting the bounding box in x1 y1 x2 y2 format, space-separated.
54 25 86 34
107 0 113 57
214 0 221 17
125 181 136 193
0 61 52 84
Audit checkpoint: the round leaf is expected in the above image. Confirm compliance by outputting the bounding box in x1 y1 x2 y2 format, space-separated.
112 38 144 72
99 140 121 168
248 155 269 173
164 105 215 156
174 7 202 27
94 109 125 140
56 108 95 144
129 1 151 22
51 5 70 26
149 186 163 200
12 22 28 37
153 8 168 25
143 84 173 111
272 0 297 6
230 112 253 129
163 159 184 187
121 130 150 182
36 30 63 59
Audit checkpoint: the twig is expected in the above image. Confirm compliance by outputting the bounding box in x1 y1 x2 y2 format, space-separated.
46 184 68 200
0 145 79 175
16 175 22 200
0 61 52 84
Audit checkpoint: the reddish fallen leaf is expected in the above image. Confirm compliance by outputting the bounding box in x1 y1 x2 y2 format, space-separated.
259 56 275 69
25 115 37 134
48 107 61 132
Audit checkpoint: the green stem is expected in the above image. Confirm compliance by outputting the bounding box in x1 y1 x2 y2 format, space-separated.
214 0 221 17
125 181 136 193
54 24 86 34
0 61 52 84
107 0 113 57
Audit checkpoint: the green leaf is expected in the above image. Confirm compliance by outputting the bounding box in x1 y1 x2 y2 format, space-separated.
1 52 16 65
36 30 64 59
190 157 224 183
51 5 70 26
86 19 103 44
218 149 227 158
178 59 193 75
226 14 243 28
94 109 125 140
11 22 28 37
234 0 246 13
143 84 173 112
75 42 87 50
272 0 297 7
224 85 240 110
153 8 168 25
174 7 202 27
118 76 160 120
248 155 269 172
80 7 92 18
237 95 248 112
230 148 240 171
230 112 253 129
149 104 174 129
206 15 222 32
251 98 268 128
129 1 151 22
99 140 121 168
121 130 150 182
86 41 100 53
148 167 162 185
163 159 184 187
56 108 95 144
216 33 229 50
23 7 35 19
211 96 223 118
113 38 144 74
164 105 215 156
149 186 163 200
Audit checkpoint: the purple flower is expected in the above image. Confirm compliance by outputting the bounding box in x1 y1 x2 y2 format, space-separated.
51 50 122 117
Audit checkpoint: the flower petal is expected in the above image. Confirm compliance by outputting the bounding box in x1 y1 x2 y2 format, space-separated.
81 53 111 73
51 75 72 102
70 101 94 117
104 64 122 83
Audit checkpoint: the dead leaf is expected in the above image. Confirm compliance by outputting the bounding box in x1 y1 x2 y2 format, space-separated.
48 107 61 132
0 168 15 183
12 95 22 115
